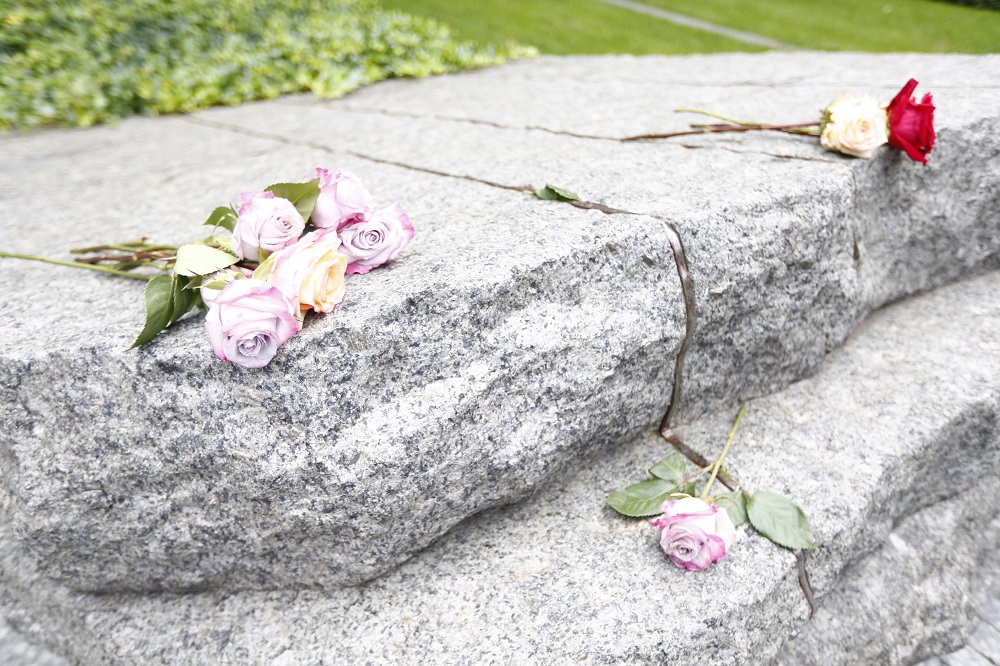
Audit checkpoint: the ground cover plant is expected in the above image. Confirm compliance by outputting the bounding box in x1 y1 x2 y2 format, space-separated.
0 0 531 130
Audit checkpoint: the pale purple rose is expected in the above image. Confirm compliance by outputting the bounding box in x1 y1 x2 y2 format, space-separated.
311 168 374 230
337 203 414 275
204 279 301 369
649 497 737 571
231 191 305 260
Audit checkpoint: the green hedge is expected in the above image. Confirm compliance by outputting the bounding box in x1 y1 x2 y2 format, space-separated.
0 0 533 130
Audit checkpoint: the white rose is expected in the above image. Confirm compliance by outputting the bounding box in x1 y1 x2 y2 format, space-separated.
260 230 348 314
820 94 889 159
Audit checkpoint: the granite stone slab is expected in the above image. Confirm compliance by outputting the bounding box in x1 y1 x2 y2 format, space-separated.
2 267 998 665
1 53 999 593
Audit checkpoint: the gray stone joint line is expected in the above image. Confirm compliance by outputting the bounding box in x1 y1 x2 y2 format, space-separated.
596 0 793 50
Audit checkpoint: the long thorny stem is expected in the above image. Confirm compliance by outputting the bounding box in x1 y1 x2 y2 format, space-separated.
0 251 154 281
622 108 820 142
701 403 748 501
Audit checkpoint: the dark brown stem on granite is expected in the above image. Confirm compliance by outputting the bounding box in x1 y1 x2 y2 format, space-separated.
73 251 174 265
796 550 816 617
621 121 821 142
660 431 736 492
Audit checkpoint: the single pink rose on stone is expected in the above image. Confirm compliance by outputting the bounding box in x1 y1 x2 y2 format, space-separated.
204 279 301 369
231 191 305 261
650 497 737 571
265 230 348 314
311 168 374 230
338 203 414 275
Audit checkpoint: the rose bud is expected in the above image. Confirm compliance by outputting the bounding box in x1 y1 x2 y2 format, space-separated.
886 79 935 165
819 94 889 159
311 168 375 230
265 230 348 314
231 191 305 261
337 203 414 275
649 497 737 571
204 279 301 369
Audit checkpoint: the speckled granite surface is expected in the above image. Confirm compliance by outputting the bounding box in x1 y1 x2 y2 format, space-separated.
2 268 998 664
1 53 998 595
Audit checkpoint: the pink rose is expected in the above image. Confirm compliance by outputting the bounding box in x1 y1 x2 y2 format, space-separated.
204 279 301 369
311 168 374 230
650 497 737 571
265 230 348 314
231 191 305 261
337 203 414 275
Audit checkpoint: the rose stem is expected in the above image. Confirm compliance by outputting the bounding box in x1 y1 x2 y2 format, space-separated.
622 123 821 142
0 251 153 281
701 403 748 501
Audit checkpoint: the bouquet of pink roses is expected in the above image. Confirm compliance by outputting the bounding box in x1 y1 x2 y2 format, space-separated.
1 168 413 368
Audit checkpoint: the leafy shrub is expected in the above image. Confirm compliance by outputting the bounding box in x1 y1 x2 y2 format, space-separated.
0 0 533 130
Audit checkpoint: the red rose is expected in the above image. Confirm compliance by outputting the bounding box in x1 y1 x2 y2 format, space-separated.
886 79 935 165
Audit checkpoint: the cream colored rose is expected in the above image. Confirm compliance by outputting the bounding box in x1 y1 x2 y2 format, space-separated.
820 94 889 159
260 230 348 314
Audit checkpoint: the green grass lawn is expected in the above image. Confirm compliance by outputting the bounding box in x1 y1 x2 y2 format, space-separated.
375 0 764 54
379 0 1000 54
640 0 1000 52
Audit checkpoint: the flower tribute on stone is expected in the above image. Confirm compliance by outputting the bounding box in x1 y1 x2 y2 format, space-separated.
0 168 413 368
623 79 935 164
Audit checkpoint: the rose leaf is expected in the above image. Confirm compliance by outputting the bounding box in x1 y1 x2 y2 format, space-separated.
202 206 237 233
535 184 580 202
170 275 200 325
715 490 748 527
649 452 687 483
607 478 676 517
173 244 239 277
266 180 321 222
747 491 815 550
131 274 175 348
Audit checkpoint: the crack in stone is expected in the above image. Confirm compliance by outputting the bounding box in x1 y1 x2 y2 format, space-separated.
183 113 698 477
335 104 620 142
182 116 532 194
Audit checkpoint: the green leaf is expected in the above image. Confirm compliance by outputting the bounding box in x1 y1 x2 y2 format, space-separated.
173 243 239 277
715 490 748 527
266 180 321 222
747 491 815 550
649 452 687 483
203 205 237 233
607 478 675 517
535 184 580 202
252 251 279 281
131 274 174 348
170 275 199 324
671 481 697 498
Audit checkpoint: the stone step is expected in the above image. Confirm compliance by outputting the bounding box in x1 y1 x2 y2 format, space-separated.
1 53 999 595
3 268 998 664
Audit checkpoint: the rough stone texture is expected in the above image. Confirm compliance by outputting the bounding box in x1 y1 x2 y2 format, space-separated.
917 595 1000 666
2 267 999 664
1 53 999 593
0 619 68 666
